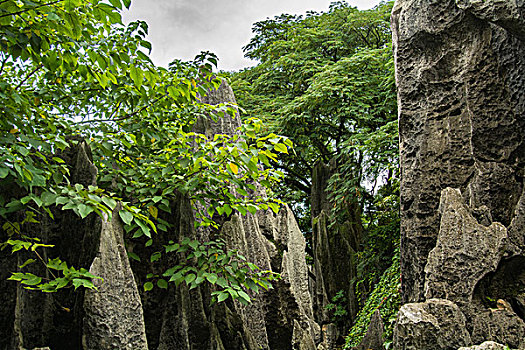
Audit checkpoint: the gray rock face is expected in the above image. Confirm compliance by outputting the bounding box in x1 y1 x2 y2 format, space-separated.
134 81 320 350
458 341 507 350
393 299 471 350
393 0 525 348
471 308 525 348
83 206 148 349
355 310 385 350
311 161 361 340
392 0 525 304
0 141 148 350
424 188 507 305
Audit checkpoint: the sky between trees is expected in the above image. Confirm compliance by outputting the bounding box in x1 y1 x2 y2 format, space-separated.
122 0 382 71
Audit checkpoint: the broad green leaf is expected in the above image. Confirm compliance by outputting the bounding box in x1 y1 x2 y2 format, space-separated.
78 204 94 219
102 197 117 210
185 273 196 285
157 279 168 289
0 167 8 179
217 291 229 302
273 143 288 154
19 259 36 269
119 210 134 225
144 282 154 291
206 273 218 284
150 252 161 262
238 290 251 303
130 65 143 89
127 252 141 262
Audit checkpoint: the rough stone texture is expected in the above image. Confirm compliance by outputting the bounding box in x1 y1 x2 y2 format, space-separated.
279 205 315 321
83 206 148 349
11 141 103 350
455 0 525 40
316 324 338 350
0 141 148 350
458 341 507 350
393 299 471 349
393 0 525 347
471 308 525 348
355 309 385 350
392 0 525 304
424 188 507 305
310 160 361 341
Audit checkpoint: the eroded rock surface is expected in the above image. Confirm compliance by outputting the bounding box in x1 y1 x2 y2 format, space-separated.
392 0 525 303
311 160 361 342
83 206 148 350
0 141 148 350
355 309 385 350
132 81 320 350
458 341 507 350
424 188 507 305
394 299 471 350
393 0 525 348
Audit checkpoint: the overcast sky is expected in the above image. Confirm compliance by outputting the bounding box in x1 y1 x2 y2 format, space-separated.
122 0 382 71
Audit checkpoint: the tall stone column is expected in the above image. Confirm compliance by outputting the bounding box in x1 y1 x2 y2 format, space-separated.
392 0 525 348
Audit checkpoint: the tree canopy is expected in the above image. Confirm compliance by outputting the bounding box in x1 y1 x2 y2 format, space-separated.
231 1 397 233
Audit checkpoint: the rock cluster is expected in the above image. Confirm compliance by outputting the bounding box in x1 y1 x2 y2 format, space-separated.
392 0 525 348
0 141 148 350
311 160 361 344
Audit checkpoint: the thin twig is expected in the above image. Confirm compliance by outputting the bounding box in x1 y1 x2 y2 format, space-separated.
75 95 166 124
0 0 62 19
15 63 43 90
3 218 57 279
33 249 58 279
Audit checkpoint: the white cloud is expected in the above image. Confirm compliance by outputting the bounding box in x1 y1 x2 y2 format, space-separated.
122 0 383 71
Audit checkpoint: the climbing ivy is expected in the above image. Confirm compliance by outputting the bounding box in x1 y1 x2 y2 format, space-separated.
344 251 401 349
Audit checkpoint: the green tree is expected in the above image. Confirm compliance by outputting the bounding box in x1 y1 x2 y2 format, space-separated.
0 0 288 303
230 0 400 339
231 1 397 234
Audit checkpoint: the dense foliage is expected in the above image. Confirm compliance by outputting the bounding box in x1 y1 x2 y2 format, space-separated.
230 0 400 343
0 0 290 304
231 1 397 229
1 0 402 343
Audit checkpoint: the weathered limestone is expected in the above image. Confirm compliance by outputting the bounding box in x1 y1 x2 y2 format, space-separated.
471 307 525 348
458 341 507 350
393 0 525 348
0 141 148 350
132 81 320 350
83 206 148 349
355 310 385 350
424 188 507 305
394 299 471 349
310 160 361 341
392 0 525 303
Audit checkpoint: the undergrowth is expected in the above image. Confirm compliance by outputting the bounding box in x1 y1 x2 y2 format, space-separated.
344 251 401 349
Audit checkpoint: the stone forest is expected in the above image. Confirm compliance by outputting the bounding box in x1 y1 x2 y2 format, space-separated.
0 0 524 349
